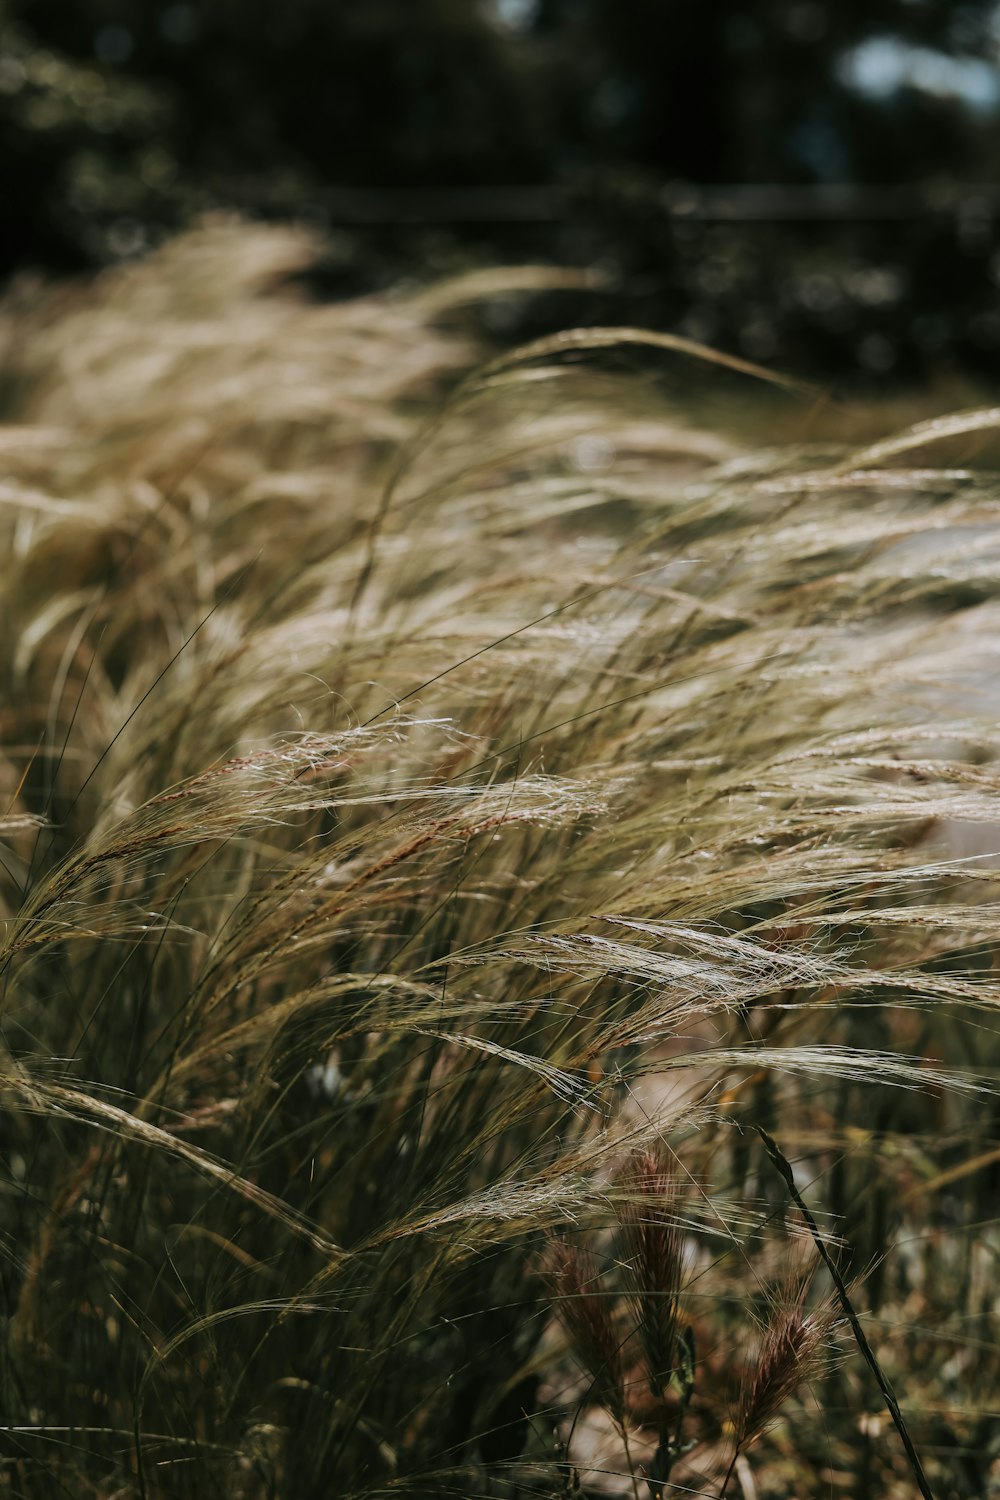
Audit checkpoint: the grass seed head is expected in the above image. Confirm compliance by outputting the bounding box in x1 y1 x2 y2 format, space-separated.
543 1239 627 1425
735 1271 839 1452
613 1149 686 1399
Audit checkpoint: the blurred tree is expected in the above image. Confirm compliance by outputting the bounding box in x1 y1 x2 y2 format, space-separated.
1 0 550 272
0 0 171 268
2 0 999 380
534 0 998 184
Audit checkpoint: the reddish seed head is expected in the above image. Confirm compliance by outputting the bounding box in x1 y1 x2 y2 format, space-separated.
614 1149 685 1398
543 1239 626 1424
736 1274 838 1450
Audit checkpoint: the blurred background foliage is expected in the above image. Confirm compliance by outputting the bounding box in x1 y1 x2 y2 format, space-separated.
3 0 1000 382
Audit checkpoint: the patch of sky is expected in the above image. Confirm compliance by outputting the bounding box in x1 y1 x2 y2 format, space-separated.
493 0 540 28
839 35 1000 114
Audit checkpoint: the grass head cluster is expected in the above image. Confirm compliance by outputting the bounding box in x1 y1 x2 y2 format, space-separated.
2 222 1000 1497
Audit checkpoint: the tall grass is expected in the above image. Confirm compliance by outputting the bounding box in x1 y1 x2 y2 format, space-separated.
2 221 1000 1497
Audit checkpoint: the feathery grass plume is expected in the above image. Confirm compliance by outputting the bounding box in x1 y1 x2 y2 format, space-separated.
611 1150 693 1500
543 1239 627 1426
721 1267 840 1494
757 1125 936 1500
3 221 1000 1496
735 1271 836 1450
612 1150 685 1401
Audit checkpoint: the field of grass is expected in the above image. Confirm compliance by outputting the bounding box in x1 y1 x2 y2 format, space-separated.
3 222 1000 1499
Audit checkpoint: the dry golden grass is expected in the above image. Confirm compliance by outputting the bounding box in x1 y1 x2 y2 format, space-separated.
2 221 1000 1497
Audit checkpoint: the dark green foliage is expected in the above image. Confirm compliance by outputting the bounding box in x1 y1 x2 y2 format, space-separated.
3 0 1000 379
